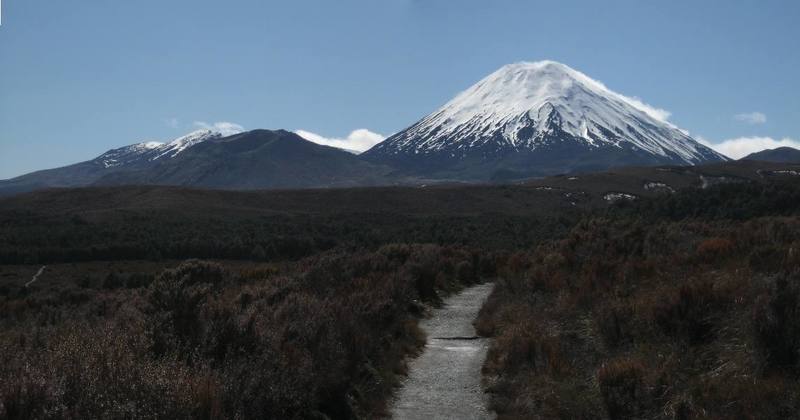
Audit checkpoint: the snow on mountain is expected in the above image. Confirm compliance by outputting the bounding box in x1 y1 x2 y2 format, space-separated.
141 141 166 149
364 61 726 177
93 127 241 169
152 129 224 160
96 141 164 168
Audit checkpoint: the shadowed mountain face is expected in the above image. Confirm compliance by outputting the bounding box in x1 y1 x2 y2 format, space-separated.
362 61 727 180
0 130 396 194
743 146 800 163
92 130 396 189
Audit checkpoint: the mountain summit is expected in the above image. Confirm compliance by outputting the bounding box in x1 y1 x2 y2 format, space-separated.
95 129 225 169
363 61 727 180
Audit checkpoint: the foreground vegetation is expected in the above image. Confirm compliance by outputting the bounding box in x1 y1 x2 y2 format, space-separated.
0 245 499 418
477 181 800 419
1 175 800 419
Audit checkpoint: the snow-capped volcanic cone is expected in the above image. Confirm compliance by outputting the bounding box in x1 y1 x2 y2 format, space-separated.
363 61 727 180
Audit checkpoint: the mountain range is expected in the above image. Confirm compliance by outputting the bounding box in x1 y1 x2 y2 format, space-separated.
1 61 734 195
0 129 397 195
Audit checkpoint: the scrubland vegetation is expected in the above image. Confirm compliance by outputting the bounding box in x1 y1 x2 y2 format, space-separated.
1 178 800 419
0 245 497 418
477 181 800 419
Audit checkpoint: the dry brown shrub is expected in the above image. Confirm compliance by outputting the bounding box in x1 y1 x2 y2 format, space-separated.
597 358 650 419
696 237 735 262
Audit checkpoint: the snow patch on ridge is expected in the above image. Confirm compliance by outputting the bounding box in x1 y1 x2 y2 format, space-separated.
93 127 237 169
152 129 222 160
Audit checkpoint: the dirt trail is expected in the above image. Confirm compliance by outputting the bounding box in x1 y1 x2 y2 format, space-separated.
25 265 46 288
390 282 495 420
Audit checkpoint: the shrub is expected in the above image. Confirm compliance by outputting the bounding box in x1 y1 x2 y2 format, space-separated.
594 303 634 349
597 358 649 419
403 262 439 302
455 260 476 284
753 273 800 372
484 323 568 377
696 237 735 262
749 245 785 273
147 260 230 355
0 321 213 419
652 282 720 344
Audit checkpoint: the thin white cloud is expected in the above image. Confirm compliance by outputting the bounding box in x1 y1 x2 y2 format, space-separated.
701 136 800 159
295 129 386 153
734 112 767 125
164 117 180 129
192 121 245 136
620 96 672 122
562 64 672 122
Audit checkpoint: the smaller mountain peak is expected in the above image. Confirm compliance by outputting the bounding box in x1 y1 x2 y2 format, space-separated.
167 129 219 145
742 146 800 163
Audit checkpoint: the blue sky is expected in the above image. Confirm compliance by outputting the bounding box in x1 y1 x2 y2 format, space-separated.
1 0 799 178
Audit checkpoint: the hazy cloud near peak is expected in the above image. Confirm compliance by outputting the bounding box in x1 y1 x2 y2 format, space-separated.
569 73 673 122
193 121 245 136
701 136 800 159
734 112 767 125
295 129 386 153
621 96 672 122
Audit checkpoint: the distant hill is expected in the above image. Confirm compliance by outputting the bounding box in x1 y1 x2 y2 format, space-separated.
742 146 800 163
0 129 399 195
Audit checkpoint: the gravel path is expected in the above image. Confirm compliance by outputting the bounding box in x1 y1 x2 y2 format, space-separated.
390 282 495 420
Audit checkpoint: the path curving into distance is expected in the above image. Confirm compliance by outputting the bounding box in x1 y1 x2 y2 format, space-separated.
25 265 47 288
390 282 495 420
